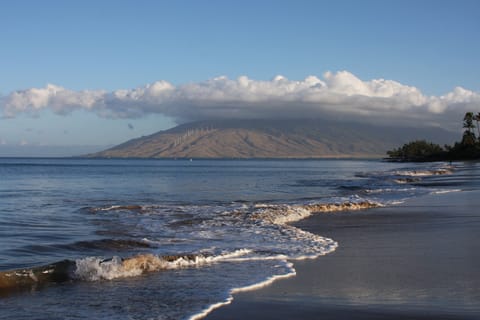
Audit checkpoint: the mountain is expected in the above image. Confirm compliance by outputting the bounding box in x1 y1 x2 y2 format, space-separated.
88 119 457 158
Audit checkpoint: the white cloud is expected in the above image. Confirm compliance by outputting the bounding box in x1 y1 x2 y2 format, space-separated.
3 84 105 117
1 71 479 130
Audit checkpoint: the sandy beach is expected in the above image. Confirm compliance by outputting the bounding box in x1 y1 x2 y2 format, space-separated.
207 191 480 319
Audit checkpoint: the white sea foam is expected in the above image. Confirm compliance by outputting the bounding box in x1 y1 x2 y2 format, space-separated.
394 177 421 184
188 260 297 320
394 168 453 177
252 204 312 224
74 249 252 281
251 199 382 225
75 256 143 281
89 204 146 212
389 200 406 205
188 296 234 320
430 189 462 195
74 200 343 320
80 198 376 287
302 200 383 213
79 197 388 320
234 261 296 291
366 187 417 194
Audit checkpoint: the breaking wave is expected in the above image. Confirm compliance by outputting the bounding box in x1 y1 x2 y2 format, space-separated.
0 250 255 290
0 196 388 294
1 197 387 293
75 249 253 281
251 200 382 225
0 260 75 291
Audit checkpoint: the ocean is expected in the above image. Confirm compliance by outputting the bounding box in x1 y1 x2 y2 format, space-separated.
0 158 474 320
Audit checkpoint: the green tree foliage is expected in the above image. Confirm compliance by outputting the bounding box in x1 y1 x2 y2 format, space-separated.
462 112 476 146
461 131 477 146
463 112 475 132
387 140 445 161
387 112 480 161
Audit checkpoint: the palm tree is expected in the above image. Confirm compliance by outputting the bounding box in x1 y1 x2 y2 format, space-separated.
462 112 476 146
463 112 475 132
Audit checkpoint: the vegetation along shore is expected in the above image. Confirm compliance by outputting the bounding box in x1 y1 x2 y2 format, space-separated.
387 112 480 161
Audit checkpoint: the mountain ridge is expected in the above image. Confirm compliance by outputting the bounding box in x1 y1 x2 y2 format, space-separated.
88 119 457 159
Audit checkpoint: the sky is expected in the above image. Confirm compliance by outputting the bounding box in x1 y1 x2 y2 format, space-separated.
1 0 479 155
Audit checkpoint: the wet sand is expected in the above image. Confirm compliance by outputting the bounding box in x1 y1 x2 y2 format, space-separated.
208 191 480 319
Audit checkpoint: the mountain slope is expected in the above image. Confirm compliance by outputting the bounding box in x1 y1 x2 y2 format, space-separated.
89 119 457 158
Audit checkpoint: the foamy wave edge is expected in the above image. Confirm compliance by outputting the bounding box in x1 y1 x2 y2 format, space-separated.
74 249 253 281
188 261 297 320
2 198 383 319
430 189 462 195
188 199 385 319
394 167 453 177
252 200 383 225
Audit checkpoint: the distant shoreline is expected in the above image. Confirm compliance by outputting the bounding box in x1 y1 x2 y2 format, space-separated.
0 156 385 160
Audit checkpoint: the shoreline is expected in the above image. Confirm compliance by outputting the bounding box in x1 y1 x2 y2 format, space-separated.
207 191 480 319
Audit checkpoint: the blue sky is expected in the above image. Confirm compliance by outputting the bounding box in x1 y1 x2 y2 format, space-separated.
1 0 479 154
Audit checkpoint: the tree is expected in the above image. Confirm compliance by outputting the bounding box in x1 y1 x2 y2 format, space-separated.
387 140 445 161
463 112 476 134
387 111 480 161
462 112 477 146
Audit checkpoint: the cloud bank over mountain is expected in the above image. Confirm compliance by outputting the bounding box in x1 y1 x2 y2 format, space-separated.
2 71 479 130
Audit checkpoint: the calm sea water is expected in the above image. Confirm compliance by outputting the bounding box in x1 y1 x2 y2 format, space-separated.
0 158 471 319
